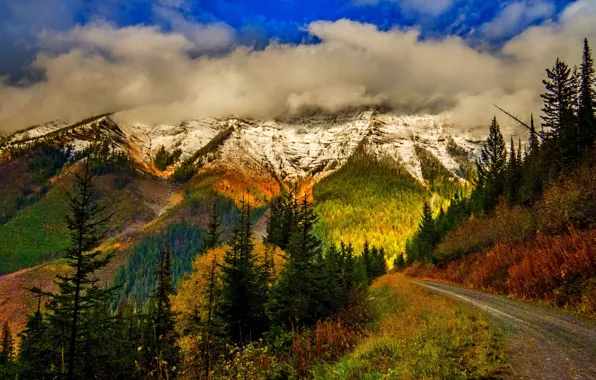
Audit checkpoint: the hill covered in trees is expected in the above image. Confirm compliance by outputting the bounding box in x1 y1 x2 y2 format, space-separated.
405 39 596 315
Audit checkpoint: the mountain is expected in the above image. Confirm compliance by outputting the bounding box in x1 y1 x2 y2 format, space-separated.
1 110 483 185
0 109 482 333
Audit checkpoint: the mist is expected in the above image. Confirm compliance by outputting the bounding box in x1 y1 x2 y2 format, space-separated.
0 1 595 134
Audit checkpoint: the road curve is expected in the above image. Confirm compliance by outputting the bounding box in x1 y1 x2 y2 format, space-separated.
412 280 596 380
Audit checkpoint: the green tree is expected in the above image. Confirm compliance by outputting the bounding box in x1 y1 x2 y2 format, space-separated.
265 188 298 250
267 196 325 328
0 321 14 365
144 247 179 378
505 136 522 203
18 291 55 379
406 203 438 263
202 201 222 252
541 58 579 170
219 201 266 344
579 38 596 150
476 117 507 210
43 158 114 380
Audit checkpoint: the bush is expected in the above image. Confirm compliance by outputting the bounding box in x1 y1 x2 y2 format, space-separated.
436 203 535 261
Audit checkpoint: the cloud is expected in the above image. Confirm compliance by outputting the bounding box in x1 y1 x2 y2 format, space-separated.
353 0 454 17
479 0 555 40
0 1 595 134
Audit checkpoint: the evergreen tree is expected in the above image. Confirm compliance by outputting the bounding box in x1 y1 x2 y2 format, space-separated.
265 188 298 250
369 247 387 279
219 201 265 344
519 115 544 204
146 247 179 378
267 195 325 329
541 58 579 170
203 201 222 252
202 253 221 378
43 158 114 380
361 241 372 280
0 322 14 365
579 38 596 149
476 117 507 210
529 114 540 157
18 290 55 379
406 203 437 263
506 136 522 203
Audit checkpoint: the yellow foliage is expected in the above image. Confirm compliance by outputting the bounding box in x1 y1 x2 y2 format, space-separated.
171 240 286 357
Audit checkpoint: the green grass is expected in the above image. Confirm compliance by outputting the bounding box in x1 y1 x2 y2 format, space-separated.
312 274 508 379
0 174 153 276
0 186 70 275
313 153 430 261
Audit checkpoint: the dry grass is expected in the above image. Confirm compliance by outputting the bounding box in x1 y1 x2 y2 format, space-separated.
312 273 507 379
408 229 596 314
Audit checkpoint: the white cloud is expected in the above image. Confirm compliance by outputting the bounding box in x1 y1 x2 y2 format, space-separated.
0 1 595 133
561 0 596 21
479 0 555 40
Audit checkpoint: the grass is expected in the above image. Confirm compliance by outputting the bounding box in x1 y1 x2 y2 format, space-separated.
0 185 70 275
312 273 508 379
0 173 153 276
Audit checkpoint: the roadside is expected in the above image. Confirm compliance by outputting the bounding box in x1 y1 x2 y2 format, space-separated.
414 280 596 380
313 273 508 379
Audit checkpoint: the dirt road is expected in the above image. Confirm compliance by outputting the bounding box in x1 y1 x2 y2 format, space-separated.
412 280 596 380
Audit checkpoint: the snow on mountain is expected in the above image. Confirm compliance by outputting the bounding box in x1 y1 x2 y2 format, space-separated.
1 110 484 184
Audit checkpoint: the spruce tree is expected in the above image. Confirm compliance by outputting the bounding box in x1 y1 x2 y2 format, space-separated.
265 188 298 250
203 201 222 252
541 58 579 170
149 247 178 378
219 200 265 344
361 241 372 280
43 158 114 380
579 38 596 149
202 253 221 378
267 195 324 328
506 136 521 203
476 117 507 210
18 290 55 379
0 322 14 365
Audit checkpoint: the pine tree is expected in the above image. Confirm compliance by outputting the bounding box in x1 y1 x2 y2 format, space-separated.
18 289 56 379
476 117 507 210
506 136 521 203
219 200 265 344
579 38 596 149
202 253 221 378
267 195 325 328
150 247 178 378
42 158 114 380
0 322 14 365
265 188 298 250
541 58 579 170
203 201 222 253
361 241 372 280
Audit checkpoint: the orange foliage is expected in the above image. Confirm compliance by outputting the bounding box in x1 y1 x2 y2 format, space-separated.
172 240 286 358
437 203 535 261
408 228 596 314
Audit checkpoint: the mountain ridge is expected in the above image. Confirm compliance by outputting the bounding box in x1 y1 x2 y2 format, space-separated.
0 110 483 187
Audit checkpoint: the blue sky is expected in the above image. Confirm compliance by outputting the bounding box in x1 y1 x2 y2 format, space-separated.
0 0 576 79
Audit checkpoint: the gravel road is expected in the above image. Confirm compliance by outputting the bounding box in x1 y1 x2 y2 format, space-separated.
412 280 596 380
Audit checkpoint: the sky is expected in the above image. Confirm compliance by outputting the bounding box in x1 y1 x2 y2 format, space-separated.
0 0 595 133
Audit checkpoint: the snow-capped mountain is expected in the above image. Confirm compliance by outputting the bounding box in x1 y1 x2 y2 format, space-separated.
0 110 484 184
